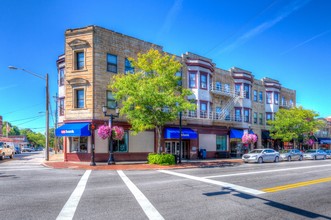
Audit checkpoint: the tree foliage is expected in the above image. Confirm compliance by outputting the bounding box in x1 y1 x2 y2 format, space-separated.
268 107 325 146
110 48 195 152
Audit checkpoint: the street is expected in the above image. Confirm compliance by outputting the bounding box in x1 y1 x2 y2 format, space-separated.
1 152 331 220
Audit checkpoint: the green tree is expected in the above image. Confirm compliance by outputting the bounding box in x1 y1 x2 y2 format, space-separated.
110 48 195 153
268 106 324 147
2 121 20 136
20 128 45 147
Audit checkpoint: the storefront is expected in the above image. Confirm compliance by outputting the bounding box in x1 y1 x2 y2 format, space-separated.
163 127 198 159
55 122 92 161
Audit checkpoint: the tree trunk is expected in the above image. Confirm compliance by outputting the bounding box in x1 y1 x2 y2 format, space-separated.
156 126 162 154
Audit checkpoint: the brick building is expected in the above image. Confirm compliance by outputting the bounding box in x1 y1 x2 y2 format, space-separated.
56 25 296 162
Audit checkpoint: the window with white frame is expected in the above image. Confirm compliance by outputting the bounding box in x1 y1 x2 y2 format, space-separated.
235 108 241 122
200 101 207 118
274 92 279 105
69 137 88 153
235 84 241 96
59 68 64 86
244 84 250 99
224 83 230 93
200 73 207 89
216 81 221 91
244 108 250 122
266 112 272 121
259 91 263 103
266 92 272 104
107 54 117 73
253 90 257 102
189 72 196 88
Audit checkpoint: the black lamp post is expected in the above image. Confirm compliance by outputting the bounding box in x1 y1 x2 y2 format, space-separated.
179 111 182 163
102 105 119 165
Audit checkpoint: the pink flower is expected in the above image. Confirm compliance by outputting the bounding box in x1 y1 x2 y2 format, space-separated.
112 126 124 140
242 133 257 144
97 125 112 140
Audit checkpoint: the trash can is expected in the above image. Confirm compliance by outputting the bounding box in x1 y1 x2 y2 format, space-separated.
202 149 207 159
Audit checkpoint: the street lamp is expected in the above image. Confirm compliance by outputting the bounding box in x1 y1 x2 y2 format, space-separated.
8 66 50 161
102 105 119 165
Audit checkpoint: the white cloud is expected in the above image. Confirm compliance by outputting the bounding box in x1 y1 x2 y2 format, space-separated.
157 0 183 38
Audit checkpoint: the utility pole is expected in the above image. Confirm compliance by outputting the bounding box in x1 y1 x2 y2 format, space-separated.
54 93 58 154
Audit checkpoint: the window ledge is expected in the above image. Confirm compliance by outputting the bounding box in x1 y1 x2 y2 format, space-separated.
72 69 88 73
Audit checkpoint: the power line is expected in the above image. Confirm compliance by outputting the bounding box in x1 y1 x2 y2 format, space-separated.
2 103 43 116
15 116 44 126
8 115 44 123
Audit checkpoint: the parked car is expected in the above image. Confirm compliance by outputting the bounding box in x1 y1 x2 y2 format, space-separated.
242 149 280 163
324 150 331 159
0 142 14 160
279 149 303 161
22 147 35 152
303 149 327 160
14 147 21 154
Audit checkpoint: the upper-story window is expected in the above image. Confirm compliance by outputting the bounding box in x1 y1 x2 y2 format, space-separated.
75 89 84 108
200 101 207 118
215 81 221 91
259 113 263 125
266 92 272 104
235 84 241 96
253 90 258 102
200 73 207 89
235 108 241 122
259 91 263 103
253 112 257 124
59 68 65 86
266 112 272 121
224 83 230 93
244 108 250 122
281 96 286 106
107 54 117 73
75 51 84 70
107 91 117 109
125 58 134 74
244 84 250 99
290 99 293 107
274 92 279 105
59 98 64 116
189 72 197 88
175 71 182 86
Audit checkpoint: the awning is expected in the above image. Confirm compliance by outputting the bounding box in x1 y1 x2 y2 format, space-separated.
164 127 198 139
230 129 243 139
318 138 331 144
55 123 91 137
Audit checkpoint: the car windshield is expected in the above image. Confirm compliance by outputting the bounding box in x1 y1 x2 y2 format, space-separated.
249 150 263 154
305 150 316 153
0 142 3 149
280 150 290 153
326 150 331 153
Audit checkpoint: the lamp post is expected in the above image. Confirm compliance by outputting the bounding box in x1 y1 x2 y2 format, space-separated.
8 66 49 161
102 105 119 165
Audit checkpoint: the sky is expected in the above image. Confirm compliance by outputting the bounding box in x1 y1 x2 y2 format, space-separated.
0 0 330 134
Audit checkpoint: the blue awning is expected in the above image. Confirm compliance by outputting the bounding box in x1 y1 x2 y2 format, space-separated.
164 127 198 139
230 129 243 139
318 138 331 144
55 123 91 137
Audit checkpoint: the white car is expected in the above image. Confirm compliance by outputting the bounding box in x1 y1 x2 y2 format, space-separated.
0 142 14 160
22 147 35 152
303 149 327 160
242 149 280 163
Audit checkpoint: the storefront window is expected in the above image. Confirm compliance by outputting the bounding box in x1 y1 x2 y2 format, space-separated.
113 131 128 152
216 135 227 151
69 137 88 153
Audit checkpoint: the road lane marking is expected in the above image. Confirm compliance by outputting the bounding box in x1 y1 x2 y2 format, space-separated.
203 164 331 179
158 170 265 195
0 168 51 171
117 170 164 220
56 170 91 220
262 176 331 193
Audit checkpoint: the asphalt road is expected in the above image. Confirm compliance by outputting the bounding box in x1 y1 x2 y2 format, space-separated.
1 152 331 220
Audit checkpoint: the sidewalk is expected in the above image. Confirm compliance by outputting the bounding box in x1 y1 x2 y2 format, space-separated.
43 152 243 170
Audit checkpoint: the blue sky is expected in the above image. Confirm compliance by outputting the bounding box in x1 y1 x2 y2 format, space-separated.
0 0 330 134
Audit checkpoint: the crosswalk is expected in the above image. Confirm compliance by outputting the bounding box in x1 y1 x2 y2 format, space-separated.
0 154 50 172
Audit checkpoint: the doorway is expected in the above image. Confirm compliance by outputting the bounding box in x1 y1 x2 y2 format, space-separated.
165 141 189 159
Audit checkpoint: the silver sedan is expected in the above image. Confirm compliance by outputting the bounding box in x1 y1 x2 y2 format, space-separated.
242 149 280 163
303 149 327 160
280 149 303 161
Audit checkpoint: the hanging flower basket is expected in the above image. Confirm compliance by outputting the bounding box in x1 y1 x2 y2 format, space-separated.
307 138 314 146
97 125 112 140
112 126 124 140
242 133 258 144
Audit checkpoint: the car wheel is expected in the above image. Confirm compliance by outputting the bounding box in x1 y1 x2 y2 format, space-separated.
314 156 317 160
0 154 4 160
274 156 279 163
258 157 263 164
288 156 291 162
9 153 13 159
299 156 303 161
323 155 326 160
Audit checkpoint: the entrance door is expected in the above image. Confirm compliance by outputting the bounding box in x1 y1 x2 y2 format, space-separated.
165 141 189 159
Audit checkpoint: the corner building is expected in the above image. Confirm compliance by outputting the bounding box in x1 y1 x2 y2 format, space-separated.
56 26 296 162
